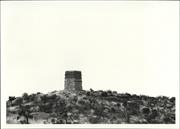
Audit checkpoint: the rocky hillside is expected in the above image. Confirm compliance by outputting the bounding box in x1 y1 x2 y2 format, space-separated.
6 89 175 124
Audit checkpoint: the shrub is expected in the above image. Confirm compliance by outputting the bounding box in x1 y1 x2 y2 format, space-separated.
37 92 41 94
86 91 91 96
8 96 16 101
107 90 112 96
142 107 150 115
101 92 107 97
170 97 175 103
89 116 99 124
147 109 158 121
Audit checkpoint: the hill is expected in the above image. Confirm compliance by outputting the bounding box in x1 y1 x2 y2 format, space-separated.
6 89 175 124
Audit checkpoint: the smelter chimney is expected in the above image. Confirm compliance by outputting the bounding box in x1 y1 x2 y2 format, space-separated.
64 71 82 91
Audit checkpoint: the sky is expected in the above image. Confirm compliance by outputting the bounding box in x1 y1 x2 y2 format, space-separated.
1 1 179 100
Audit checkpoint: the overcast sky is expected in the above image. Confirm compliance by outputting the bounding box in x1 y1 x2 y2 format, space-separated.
1 1 179 100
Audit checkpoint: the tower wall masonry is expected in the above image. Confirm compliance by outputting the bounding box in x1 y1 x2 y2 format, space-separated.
64 71 82 91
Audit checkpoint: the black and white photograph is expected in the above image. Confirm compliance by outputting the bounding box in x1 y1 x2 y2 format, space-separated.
1 1 179 128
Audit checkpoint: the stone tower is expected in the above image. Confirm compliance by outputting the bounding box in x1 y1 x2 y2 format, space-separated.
64 71 82 91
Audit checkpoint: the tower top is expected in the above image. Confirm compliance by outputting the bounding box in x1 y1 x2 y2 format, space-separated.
65 71 81 79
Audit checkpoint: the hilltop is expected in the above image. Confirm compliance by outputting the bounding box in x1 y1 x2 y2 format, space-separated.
6 89 175 124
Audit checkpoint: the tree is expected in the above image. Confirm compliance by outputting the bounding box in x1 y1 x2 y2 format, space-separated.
90 88 94 92
14 97 23 106
22 93 29 101
18 105 33 124
51 99 69 124
41 95 48 104
28 94 36 101
123 101 130 123
93 103 106 121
